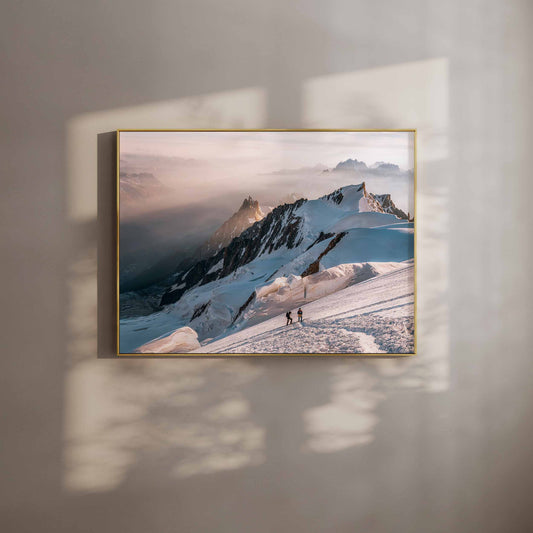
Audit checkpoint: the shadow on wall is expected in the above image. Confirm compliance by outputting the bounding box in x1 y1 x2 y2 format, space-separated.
64 59 450 498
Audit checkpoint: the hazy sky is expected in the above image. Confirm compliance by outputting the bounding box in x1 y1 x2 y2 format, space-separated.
119 130 415 214
121 130 413 170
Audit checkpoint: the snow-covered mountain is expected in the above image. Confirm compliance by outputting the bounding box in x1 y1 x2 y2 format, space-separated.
120 182 414 354
159 182 408 303
196 196 272 259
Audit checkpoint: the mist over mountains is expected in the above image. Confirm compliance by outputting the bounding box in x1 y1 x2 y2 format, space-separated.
119 203 231 292
258 158 413 214
120 171 169 203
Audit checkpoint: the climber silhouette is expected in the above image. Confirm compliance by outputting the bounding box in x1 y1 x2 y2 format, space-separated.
285 311 293 325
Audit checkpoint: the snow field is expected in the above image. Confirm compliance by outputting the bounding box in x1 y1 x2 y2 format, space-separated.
191 264 414 354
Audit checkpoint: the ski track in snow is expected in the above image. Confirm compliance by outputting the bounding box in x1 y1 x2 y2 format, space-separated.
192 265 414 354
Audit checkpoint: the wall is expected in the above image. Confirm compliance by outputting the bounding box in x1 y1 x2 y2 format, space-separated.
1 1 532 532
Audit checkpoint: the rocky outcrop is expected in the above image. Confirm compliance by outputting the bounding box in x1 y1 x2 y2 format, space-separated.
305 231 335 251
232 291 256 324
301 232 347 277
323 189 344 204
191 301 210 320
197 196 268 259
372 193 409 220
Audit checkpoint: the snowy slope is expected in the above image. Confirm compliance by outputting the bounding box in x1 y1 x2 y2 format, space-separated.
232 261 406 331
190 262 414 354
119 182 414 353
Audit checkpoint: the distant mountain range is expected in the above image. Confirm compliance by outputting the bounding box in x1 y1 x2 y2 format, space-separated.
324 158 412 178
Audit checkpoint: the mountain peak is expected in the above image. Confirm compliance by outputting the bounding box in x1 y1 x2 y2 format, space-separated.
239 196 259 211
320 182 366 208
334 158 368 171
321 182 407 218
196 196 269 260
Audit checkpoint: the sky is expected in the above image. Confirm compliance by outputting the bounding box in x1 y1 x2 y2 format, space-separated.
120 130 414 171
119 130 415 214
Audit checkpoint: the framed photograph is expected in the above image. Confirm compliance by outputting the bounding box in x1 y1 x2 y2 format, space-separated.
117 130 416 356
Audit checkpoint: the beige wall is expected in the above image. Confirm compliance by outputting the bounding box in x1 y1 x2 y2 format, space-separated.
1 1 532 532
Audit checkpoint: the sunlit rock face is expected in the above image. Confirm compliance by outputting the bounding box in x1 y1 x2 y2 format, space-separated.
373 193 409 220
197 196 271 259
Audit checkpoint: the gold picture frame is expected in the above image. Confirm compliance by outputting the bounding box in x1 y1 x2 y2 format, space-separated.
116 129 417 356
